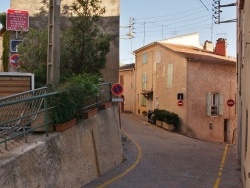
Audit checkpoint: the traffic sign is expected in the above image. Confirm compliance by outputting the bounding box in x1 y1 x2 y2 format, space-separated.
227 99 235 107
10 40 22 52
111 83 123 96
177 100 183 106
10 54 21 68
6 9 29 31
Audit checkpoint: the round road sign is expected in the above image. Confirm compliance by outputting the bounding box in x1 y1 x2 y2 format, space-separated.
111 83 123 96
227 99 235 107
10 53 21 68
177 100 183 106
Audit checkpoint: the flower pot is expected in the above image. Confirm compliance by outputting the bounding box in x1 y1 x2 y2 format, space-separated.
162 121 175 131
82 108 98 119
55 118 77 132
156 120 162 127
98 102 112 110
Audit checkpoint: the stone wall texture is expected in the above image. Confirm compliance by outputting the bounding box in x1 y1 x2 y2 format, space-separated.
0 106 123 188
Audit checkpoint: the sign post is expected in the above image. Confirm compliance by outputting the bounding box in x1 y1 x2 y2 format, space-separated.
111 83 124 129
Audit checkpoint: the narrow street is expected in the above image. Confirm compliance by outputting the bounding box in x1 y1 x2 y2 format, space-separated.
84 113 241 188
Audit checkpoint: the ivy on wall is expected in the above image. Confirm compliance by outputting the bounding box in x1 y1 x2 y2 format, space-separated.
1 12 9 72
2 31 9 72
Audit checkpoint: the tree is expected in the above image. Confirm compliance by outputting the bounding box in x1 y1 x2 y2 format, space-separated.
19 28 48 88
61 0 110 77
19 0 110 85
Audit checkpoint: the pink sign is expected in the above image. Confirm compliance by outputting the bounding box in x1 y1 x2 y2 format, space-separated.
6 9 29 31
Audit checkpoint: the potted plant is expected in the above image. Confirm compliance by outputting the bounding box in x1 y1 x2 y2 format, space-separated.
153 109 179 131
49 74 99 131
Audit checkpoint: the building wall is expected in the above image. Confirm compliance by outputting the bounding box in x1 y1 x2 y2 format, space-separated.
0 106 123 187
154 48 188 132
135 45 156 115
119 68 135 112
237 0 250 186
10 0 119 84
187 61 236 143
134 44 188 131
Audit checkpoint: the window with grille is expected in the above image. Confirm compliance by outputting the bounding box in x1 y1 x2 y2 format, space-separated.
207 93 224 116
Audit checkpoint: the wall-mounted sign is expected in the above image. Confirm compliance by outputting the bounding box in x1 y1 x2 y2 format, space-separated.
227 99 235 107
10 40 22 52
6 9 29 31
177 100 183 106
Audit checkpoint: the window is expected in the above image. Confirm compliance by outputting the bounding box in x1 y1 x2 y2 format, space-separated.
142 72 147 90
167 64 173 88
142 52 148 64
207 93 223 116
156 50 161 63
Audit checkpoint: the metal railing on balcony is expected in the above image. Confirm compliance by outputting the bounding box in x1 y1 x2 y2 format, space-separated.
0 83 112 150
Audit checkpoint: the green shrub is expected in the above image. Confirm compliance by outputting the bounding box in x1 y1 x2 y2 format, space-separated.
154 109 179 127
49 74 99 124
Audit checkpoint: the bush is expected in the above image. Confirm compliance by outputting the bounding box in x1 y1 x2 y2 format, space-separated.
49 74 99 124
153 109 179 127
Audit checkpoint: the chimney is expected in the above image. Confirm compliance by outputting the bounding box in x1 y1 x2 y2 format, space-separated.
204 40 214 52
214 38 227 56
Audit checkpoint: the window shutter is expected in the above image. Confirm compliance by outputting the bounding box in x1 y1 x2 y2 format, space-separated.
167 64 173 88
207 93 212 116
142 72 147 90
219 93 224 115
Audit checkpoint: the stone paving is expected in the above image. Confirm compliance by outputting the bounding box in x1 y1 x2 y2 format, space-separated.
83 113 242 188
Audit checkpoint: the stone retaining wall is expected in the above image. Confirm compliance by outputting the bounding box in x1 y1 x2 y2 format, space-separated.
0 106 123 187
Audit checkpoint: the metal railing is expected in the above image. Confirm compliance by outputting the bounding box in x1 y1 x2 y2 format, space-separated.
0 83 112 150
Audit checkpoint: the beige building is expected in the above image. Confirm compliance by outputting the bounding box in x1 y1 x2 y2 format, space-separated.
133 37 236 143
237 0 250 187
119 63 135 112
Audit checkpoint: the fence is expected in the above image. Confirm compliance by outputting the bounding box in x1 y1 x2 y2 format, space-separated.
0 83 112 150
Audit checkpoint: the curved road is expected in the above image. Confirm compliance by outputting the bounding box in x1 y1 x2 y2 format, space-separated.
84 113 241 188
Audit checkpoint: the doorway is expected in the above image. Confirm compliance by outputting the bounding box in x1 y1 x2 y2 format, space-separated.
224 119 230 142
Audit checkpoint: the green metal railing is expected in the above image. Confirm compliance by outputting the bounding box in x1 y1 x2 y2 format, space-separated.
0 83 112 150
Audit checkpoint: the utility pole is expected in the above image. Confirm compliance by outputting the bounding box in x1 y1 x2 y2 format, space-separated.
47 0 61 85
212 0 236 24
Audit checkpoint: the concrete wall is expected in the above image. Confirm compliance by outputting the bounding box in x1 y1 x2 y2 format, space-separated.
10 0 120 84
237 0 250 186
0 106 123 188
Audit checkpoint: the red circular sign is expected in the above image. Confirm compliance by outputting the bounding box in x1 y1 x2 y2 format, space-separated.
111 83 123 96
10 53 21 68
227 99 235 107
177 100 183 106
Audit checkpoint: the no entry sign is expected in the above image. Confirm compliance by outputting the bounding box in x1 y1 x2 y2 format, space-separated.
177 100 183 106
6 9 29 31
227 99 235 107
111 83 123 96
9 54 21 68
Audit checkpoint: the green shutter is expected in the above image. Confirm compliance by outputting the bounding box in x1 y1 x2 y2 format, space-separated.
207 93 212 116
219 93 224 115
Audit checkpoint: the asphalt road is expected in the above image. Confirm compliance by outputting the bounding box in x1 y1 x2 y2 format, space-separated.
84 113 242 188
